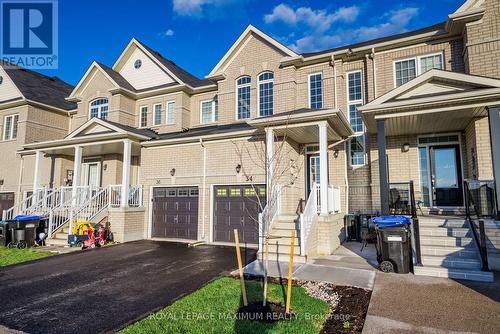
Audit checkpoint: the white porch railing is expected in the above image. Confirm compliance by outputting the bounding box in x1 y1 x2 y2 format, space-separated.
109 185 143 207
2 188 43 220
300 183 319 256
258 184 281 252
328 185 341 213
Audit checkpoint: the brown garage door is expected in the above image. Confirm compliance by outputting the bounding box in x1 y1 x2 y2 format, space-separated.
152 187 198 240
0 192 14 219
213 185 266 244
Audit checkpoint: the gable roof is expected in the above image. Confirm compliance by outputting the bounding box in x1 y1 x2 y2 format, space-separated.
95 61 136 92
359 69 500 112
1 61 76 110
207 25 298 79
66 117 159 140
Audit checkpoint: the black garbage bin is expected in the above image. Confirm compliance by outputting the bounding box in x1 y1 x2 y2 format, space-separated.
9 215 43 248
373 216 412 273
0 221 13 246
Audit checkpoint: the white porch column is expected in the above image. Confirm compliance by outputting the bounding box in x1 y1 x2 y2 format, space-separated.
33 151 43 193
318 121 329 215
72 146 82 201
121 140 132 208
488 106 500 219
265 128 274 203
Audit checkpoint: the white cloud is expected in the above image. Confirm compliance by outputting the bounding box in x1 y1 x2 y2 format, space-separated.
163 29 175 37
283 6 419 53
264 4 360 32
353 7 419 41
173 0 240 17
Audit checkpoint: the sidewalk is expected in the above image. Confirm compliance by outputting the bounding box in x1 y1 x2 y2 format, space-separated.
363 272 500 333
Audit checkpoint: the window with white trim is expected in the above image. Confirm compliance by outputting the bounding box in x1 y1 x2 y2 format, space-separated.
201 97 218 124
153 103 162 126
3 114 19 141
347 70 365 166
394 52 444 87
236 76 251 120
258 72 274 116
309 73 323 109
89 98 109 120
139 106 148 128
166 101 175 124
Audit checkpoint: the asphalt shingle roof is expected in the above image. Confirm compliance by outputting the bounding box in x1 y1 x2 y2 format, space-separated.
95 61 136 92
1 61 76 110
154 122 255 141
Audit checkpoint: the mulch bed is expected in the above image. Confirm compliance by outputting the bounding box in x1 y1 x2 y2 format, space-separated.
321 286 372 334
236 301 292 323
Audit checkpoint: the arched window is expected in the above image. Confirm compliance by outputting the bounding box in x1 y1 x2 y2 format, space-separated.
89 98 109 120
236 76 251 120
258 72 274 116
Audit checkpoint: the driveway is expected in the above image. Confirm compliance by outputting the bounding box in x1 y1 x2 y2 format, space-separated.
0 241 256 334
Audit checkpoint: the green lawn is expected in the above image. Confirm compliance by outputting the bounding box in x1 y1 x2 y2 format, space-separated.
122 277 330 334
0 247 53 267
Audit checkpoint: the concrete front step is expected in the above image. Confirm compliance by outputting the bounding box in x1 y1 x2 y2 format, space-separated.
421 255 482 270
55 232 69 239
421 245 478 258
419 227 471 237
46 238 69 246
414 265 493 282
267 236 300 244
269 228 299 238
420 235 474 247
258 252 306 264
272 222 298 230
267 243 301 254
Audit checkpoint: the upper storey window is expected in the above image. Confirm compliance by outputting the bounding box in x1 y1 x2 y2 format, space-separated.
309 73 323 109
236 76 251 120
258 72 274 117
89 98 109 120
3 114 19 141
201 97 219 124
394 52 443 87
347 71 363 133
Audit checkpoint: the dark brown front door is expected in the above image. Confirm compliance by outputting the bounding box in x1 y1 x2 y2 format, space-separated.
0 193 14 219
213 185 266 244
152 187 198 240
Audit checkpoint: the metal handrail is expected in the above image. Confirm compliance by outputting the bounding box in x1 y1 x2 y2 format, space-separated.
464 180 489 272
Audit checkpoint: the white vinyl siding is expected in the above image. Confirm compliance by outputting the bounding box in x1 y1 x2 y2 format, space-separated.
3 114 19 141
118 48 175 90
139 106 148 128
166 101 175 124
153 103 162 126
394 52 444 87
309 73 323 109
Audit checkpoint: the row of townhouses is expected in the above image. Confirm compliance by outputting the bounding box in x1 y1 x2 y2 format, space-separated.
0 0 499 280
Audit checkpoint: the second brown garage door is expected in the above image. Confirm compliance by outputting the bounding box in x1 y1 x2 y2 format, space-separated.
0 192 14 219
213 185 266 244
152 187 198 240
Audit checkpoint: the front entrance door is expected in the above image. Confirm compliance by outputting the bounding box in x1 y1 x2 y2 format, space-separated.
306 154 320 197
82 161 101 188
0 193 14 218
430 145 463 207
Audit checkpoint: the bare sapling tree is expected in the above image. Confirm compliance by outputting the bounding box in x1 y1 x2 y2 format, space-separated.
232 118 304 306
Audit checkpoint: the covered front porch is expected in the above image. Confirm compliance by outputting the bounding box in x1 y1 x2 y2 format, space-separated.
7 118 156 243
359 69 500 217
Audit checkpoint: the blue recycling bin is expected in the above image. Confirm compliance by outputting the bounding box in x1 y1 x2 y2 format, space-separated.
373 216 412 273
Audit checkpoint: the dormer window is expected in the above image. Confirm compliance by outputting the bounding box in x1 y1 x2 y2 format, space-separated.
236 76 251 120
89 98 109 120
134 59 142 69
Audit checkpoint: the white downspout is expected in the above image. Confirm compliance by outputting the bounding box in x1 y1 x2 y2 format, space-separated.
17 155 24 205
371 47 377 99
344 141 349 214
200 138 207 241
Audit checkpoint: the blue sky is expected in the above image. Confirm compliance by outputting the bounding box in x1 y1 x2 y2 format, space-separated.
41 0 465 85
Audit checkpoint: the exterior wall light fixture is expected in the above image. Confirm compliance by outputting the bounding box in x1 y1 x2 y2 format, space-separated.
170 168 176 176
236 164 242 174
402 143 410 152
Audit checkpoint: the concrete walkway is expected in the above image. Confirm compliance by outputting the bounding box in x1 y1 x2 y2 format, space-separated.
363 272 500 334
235 242 377 290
